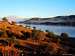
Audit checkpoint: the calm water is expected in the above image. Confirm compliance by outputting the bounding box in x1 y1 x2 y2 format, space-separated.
20 24 75 37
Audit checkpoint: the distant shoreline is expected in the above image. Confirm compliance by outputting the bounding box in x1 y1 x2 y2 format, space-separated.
19 15 75 27
20 23 75 27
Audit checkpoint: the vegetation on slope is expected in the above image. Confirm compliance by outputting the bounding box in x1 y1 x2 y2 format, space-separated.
0 17 75 56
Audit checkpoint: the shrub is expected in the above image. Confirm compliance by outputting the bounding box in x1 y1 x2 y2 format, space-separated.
0 40 8 46
61 33 69 41
0 50 3 56
60 33 70 47
21 31 31 39
46 32 54 38
45 30 49 32
35 44 51 56
6 30 13 37
33 27 36 30
2 17 8 21
11 21 16 25
0 31 4 37
32 30 39 39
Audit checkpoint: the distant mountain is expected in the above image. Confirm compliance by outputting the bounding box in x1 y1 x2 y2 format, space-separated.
19 15 75 26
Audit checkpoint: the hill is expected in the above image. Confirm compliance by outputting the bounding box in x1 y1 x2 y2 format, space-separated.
0 17 75 56
19 15 75 26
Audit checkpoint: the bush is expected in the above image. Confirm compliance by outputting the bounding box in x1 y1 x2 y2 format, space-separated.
0 40 8 46
31 29 40 39
60 33 70 47
2 17 8 21
0 31 4 37
6 30 13 37
61 33 69 41
35 44 51 56
0 51 3 56
45 30 49 32
21 31 31 39
11 21 16 25
46 32 54 38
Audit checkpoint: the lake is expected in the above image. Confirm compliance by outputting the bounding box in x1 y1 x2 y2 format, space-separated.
20 24 75 37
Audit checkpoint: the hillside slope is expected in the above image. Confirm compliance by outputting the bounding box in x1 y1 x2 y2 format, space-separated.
19 15 75 26
0 18 75 56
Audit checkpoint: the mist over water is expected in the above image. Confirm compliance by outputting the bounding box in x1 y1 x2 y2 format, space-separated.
24 24 75 37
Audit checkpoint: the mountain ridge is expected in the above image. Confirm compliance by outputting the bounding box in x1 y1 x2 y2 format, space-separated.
19 15 75 26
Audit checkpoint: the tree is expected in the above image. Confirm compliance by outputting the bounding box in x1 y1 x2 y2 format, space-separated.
60 33 69 45
61 33 69 41
46 31 54 38
2 17 8 21
33 27 36 30
45 30 49 32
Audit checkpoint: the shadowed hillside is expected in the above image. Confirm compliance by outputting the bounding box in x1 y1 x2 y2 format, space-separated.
19 15 75 26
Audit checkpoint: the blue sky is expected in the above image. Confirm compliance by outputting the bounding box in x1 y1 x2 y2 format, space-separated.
0 0 75 18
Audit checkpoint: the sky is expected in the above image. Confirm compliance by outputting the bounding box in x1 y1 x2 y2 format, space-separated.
0 0 75 18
